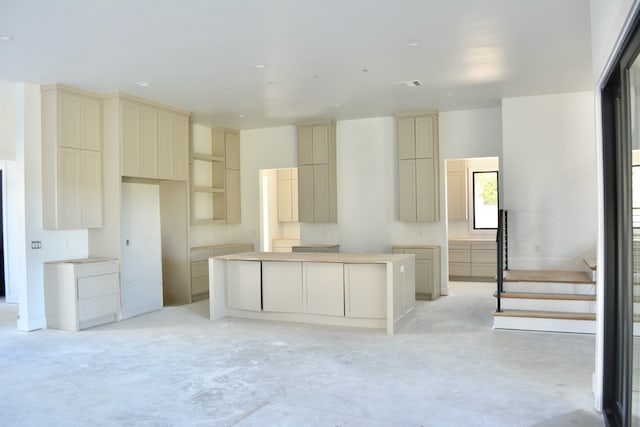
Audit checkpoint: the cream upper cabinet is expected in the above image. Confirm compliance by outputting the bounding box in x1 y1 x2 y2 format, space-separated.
296 121 337 223
447 159 468 221
396 111 439 223
42 85 103 230
120 97 189 181
158 110 189 181
277 168 299 222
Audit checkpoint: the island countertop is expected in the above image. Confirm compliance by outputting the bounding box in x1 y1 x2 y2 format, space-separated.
215 251 413 264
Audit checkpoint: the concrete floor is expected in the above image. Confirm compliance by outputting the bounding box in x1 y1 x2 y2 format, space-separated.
0 282 602 426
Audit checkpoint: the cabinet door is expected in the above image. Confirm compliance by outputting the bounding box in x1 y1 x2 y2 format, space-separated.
397 117 415 160
344 264 386 319
398 159 416 222
157 110 172 180
139 105 158 178
81 96 101 151
225 132 240 170
226 260 261 311
82 150 103 228
172 113 189 181
415 259 433 298
303 262 344 316
416 158 437 222
225 169 241 224
262 261 302 313
121 101 140 176
58 91 82 149
277 177 292 222
415 115 435 159
291 169 299 221
447 170 467 220
313 164 330 223
58 147 83 229
297 126 313 165
298 165 314 223
312 125 328 164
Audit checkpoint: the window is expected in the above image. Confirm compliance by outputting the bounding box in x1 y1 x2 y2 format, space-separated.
472 171 498 229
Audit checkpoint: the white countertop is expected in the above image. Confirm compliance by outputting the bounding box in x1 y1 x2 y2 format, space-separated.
214 251 412 264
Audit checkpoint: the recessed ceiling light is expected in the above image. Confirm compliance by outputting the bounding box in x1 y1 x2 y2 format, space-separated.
446 91 455 97
135 81 149 87
255 64 267 69
238 114 246 118
0 34 14 42
407 40 420 47
312 74 320 79
362 68 369 73
333 104 342 108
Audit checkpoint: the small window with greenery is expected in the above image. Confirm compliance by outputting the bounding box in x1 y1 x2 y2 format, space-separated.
473 171 498 229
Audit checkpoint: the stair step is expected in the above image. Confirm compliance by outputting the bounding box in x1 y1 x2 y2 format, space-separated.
583 259 597 271
492 309 595 321
493 291 596 301
503 270 594 284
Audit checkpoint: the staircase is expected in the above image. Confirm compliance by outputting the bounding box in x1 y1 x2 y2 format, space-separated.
492 264 597 334
491 210 597 334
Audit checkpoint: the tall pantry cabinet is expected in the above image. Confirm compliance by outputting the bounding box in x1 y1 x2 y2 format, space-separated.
297 121 337 223
41 85 103 230
89 94 192 310
397 111 440 222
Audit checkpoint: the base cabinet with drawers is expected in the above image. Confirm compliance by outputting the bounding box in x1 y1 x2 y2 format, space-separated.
392 245 441 300
190 243 253 301
448 240 497 280
44 258 120 331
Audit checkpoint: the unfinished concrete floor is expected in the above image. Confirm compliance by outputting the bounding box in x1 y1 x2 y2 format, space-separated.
0 282 602 426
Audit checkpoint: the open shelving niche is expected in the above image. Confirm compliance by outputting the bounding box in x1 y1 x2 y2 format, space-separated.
191 130 227 224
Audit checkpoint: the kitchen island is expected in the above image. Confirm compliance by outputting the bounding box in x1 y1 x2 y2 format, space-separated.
209 252 415 334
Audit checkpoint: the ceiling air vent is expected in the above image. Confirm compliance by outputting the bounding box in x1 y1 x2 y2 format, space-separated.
397 80 423 87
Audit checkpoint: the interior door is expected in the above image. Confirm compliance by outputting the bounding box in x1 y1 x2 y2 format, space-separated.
121 181 163 319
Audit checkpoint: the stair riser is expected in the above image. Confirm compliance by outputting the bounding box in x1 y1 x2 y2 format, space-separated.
501 299 596 313
493 317 596 334
503 282 595 295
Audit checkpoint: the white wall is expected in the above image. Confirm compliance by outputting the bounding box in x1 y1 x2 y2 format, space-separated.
502 92 597 271
590 0 640 84
0 82 18 160
439 108 503 160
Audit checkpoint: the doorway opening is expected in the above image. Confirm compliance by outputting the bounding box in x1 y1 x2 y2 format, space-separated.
259 168 300 252
445 156 500 282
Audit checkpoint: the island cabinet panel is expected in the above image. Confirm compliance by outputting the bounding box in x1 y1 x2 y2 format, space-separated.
262 261 303 313
226 260 261 311
344 263 386 319
303 262 344 316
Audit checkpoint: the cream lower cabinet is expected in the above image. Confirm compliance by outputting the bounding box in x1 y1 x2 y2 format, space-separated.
262 261 303 313
303 262 344 316
344 264 386 319
226 260 261 311
191 243 253 301
448 240 497 279
44 259 120 331
392 246 441 300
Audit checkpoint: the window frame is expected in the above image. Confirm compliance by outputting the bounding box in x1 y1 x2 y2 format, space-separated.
472 170 499 230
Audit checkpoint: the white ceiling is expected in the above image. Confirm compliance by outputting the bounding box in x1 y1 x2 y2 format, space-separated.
0 0 593 130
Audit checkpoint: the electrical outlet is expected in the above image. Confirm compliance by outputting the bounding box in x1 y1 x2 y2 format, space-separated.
31 241 42 250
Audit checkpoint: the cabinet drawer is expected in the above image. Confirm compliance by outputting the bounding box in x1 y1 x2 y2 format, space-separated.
77 273 119 299
471 251 496 264
449 262 471 276
77 294 119 322
471 263 497 278
191 276 209 296
75 261 119 278
448 241 470 251
449 250 470 263
191 260 209 279
471 241 496 251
